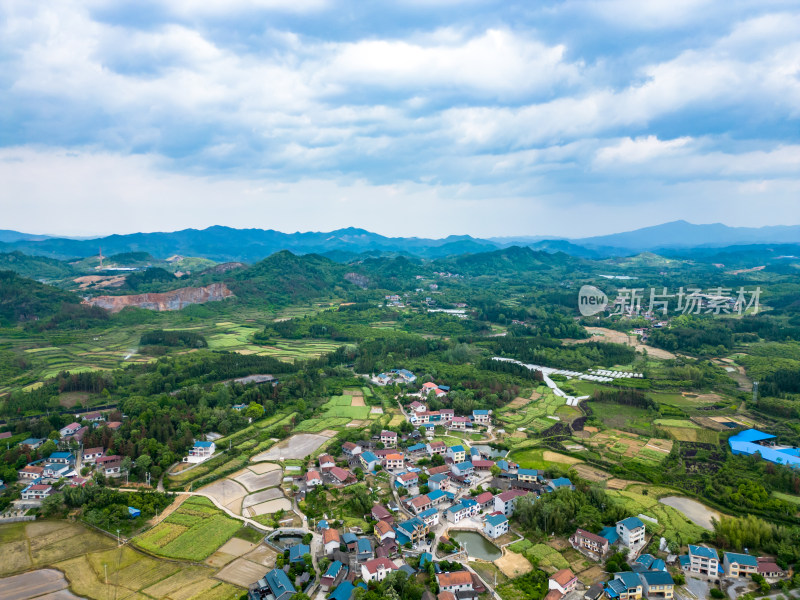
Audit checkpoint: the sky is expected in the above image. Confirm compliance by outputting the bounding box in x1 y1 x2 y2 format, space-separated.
2 0 800 238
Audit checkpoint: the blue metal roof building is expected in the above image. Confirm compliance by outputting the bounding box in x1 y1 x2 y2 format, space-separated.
725 552 758 567
288 543 310 563
329 581 355 600
689 545 717 559
599 526 619 544
324 561 343 579
618 516 644 530
730 429 775 444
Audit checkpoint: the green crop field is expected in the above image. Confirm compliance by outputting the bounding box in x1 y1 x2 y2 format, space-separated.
496 388 565 432
135 497 240 561
605 489 706 543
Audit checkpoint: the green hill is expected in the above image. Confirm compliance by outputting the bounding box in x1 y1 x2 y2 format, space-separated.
0 271 81 325
0 251 76 280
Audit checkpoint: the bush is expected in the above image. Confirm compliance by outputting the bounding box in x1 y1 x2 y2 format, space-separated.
710 589 725 599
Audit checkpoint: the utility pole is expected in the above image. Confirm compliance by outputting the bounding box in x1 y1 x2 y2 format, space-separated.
116 529 120 546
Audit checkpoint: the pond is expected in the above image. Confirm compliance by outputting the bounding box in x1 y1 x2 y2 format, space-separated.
472 445 508 459
449 530 502 561
269 533 305 549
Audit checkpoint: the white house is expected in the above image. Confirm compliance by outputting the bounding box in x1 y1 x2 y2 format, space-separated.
59 422 81 437
380 431 398 448
184 440 215 464
342 442 362 457
82 447 105 464
484 514 509 539
616 517 646 549
685 545 719 577
21 484 53 500
305 470 323 488
549 569 578 595
472 410 491 425
436 572 474 594
323 528 341 555
96 455 123 476
361 558 398 582
446 445 467 463
494 490 530 517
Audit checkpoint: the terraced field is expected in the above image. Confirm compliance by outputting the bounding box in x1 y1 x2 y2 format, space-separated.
496 388 565 432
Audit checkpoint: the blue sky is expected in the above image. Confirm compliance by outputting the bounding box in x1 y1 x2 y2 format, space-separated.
1 0 799 238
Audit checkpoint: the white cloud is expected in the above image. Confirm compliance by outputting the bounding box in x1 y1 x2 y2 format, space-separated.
594 136 693 165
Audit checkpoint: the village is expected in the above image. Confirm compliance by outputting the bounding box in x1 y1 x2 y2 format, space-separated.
2 370 795 600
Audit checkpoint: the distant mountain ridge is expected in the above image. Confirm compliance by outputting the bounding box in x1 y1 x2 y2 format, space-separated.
1 220 798 262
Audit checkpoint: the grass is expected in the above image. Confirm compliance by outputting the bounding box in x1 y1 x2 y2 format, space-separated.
508 447 548 470
772 491 800 506
135 497 241 561
523 544 569 570
233 526 264 543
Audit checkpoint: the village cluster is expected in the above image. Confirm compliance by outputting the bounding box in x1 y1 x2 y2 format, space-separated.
7 410 216 509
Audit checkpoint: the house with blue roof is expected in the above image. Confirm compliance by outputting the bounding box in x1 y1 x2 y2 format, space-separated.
317 519 329 531
407 443 427 454
427 474 450 491
328 581 355 600
729 429 800 468
20 438 43 449
321 560 345 590
451 461 474 477
472 409 491 425
249 568 296 600
446 499 479 524
395 517 426 546
635 554 655 570
599 526 619 545
547 477 574 491
616 517 646 549
446 445 466 463
605 571 642 600
356 538 373 562
418 507 439 527
723 552 758 577
484 513 509 539
426 489 446 505
48 451 75 465
185 440 215 464
419 552 433 569
342 532 358 550
639 570 674 597
684 545 720 576
517 468 541 483
360 451 379 471
288 543 310 563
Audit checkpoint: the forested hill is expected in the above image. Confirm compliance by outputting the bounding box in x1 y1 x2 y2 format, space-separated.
0 271 81 325
438 246 581 275
226 250 354 304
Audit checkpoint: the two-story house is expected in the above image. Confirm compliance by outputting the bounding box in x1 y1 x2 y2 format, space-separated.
723 552 758 578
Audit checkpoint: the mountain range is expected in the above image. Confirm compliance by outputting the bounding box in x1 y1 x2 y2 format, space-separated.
1 220 799 263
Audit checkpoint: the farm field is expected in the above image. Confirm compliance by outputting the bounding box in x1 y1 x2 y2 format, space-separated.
0 520 242 600
581 429 673 467
496 387 566 432
134 497 241 561
508 447 581 470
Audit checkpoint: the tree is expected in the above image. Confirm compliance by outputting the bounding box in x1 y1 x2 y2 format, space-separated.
135 455 152 474
245 402 264 420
